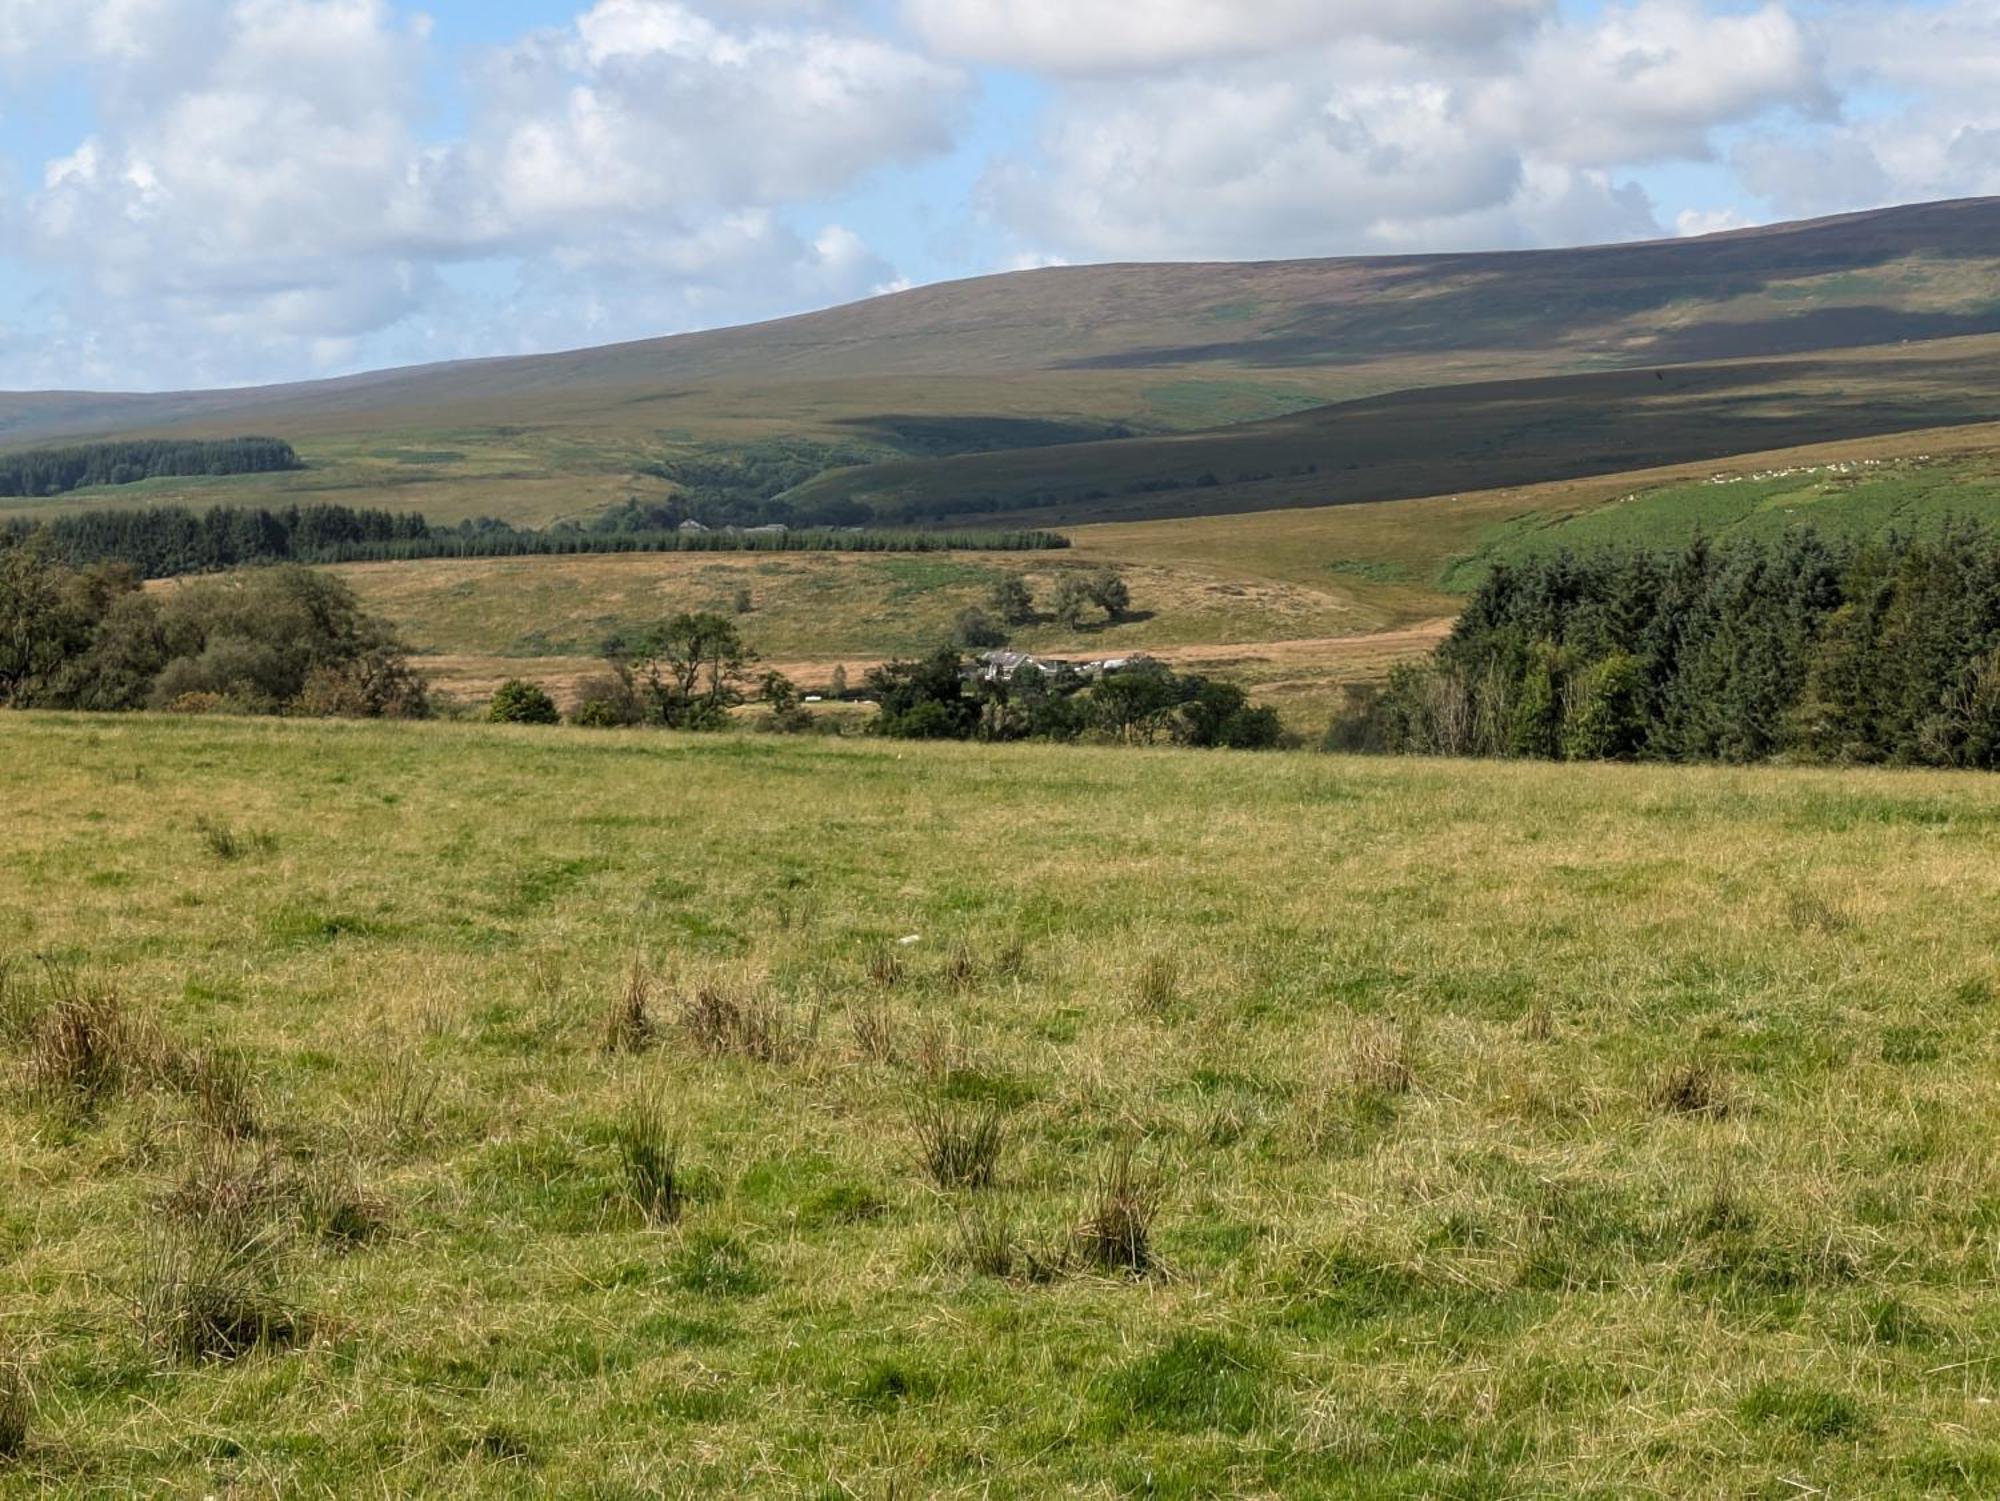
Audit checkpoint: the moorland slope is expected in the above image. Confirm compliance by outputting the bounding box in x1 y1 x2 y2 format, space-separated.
4 199 1999 528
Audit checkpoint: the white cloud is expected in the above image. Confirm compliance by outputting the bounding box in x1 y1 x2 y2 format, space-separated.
903 0 1552 74
5 0 965 385
1488 0 1831 167
1676 206 1756 237
474 0 963 230
1 0 1993 389
986 68 1537 262
978 0 1836 266
1725 1 2000 218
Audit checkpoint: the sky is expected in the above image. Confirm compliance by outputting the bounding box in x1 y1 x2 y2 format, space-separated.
0 0 1994 392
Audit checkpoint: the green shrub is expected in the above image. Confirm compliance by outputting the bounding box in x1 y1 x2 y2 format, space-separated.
953 607 1009 650
487 680 561 725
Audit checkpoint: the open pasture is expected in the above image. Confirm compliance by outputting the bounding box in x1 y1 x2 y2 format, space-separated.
4 717 2000 1495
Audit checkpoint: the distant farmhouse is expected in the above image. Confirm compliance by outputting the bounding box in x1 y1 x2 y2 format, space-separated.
975 650 1155 683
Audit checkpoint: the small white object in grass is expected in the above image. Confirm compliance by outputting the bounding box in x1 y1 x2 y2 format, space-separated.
898 934 922 947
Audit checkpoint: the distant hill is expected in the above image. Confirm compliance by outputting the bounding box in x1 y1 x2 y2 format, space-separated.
4 197 1999 526
791 334 2000 526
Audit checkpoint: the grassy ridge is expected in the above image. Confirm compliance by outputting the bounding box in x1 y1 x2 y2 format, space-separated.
1444 450 2000 588
5 718 2000 1494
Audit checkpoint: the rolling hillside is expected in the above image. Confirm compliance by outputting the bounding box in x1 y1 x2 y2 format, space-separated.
319 429 2000 735
3 198 2000 529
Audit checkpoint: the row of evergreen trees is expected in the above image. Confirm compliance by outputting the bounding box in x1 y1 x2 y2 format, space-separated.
0 438 301 498
1336 525 2000 768
307 525 1072 566
6 504 427 577
1 504 1071 579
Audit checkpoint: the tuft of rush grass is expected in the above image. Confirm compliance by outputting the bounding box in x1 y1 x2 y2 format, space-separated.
23 964 133 1108
1651 1059 1732 1119
676 983 808 1063
11 714 2000 1493
137 1226 306 1365
614 1092 683 1227
602 960 655 1055
1131 952 1180 1013
952 1202 1019 1278
1345 1016 1416 1098
1072 1142 1163 1276
194 816 276 864
911 1098 1006 1191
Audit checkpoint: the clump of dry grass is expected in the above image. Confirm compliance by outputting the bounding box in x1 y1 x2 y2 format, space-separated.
913 1099 1006 1190
678 984 808 1064
195 817 276 863
1346 1018 1415 1097
602 961 655 1055
160 1140 389 1253
992 939 1030 980
910 1019 969 1083
159 1143 291 1249
954 1202 1019 1277
0 959 33 1047
1785 888 1851 935
15 961 263 1136
867 948 905 989
297 1159 392 1251
1652 1060 1731 1119
849 1001 900 1064
1133 953 1181 1013
26 966 134 1108
362 1055 441 1155
944 942 979 992
153 1043 261 1141
1072 1143 1163 1276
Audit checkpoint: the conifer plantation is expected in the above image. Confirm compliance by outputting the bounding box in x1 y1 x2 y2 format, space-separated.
1344 525 2000 768
0 438 301 497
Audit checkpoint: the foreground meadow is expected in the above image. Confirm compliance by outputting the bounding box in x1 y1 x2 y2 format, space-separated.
4 717 2000 1496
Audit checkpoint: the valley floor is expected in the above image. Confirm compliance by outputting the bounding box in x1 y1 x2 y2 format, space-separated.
4 717 2000 1495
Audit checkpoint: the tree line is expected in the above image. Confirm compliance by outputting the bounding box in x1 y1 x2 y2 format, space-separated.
1 503 1071 580
0 438 301 498
0 546 427 719
866 649 1286 749
1333 525 2000 768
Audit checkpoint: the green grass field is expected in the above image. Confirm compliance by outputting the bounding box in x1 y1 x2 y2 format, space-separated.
1444 451 2000 587
6 716 2000 1496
